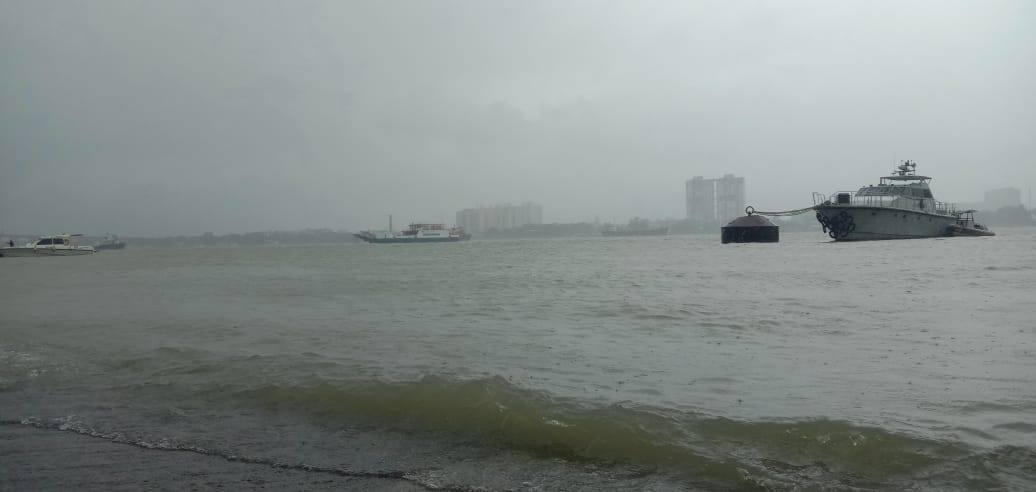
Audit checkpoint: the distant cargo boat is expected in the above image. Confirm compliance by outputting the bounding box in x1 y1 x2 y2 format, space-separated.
813 161 995 241
95 233 126 250
354 223 470 243
0 234 96 257
601 226 669 237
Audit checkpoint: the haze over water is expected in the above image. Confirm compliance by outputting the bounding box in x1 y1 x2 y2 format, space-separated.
2 1 1035 234
3 231 1034 489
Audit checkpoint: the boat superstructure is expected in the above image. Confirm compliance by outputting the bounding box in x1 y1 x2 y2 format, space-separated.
813 161 993 240
946 210 996 237
354 223 470 243
0 234 97 257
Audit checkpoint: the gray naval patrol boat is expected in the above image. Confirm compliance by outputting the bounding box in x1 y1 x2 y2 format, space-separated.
813 161 993 241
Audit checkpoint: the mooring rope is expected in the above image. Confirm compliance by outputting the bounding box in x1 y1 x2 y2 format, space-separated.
744 205 817 217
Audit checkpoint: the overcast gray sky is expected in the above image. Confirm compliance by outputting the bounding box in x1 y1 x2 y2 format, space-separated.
2 0 1033 236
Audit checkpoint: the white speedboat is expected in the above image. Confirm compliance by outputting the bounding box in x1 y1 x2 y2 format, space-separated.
0 234 97 257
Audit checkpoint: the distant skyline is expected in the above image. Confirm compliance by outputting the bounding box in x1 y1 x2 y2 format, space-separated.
2 1 1034 236
456 202 543 233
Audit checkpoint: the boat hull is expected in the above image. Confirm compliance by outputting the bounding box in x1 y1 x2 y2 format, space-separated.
0 247 96 257
353 233 470 244
95 242 126 250
945 225 996 237
815 206 957 241
361 237 468 244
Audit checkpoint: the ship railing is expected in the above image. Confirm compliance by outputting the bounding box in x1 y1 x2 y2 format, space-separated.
817 191 943 213
813 191 899 207
817 191 962 216
933 201 958 216
819 191 899 208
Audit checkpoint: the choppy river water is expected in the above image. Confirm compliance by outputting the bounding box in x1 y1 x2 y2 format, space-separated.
2 230 1034 490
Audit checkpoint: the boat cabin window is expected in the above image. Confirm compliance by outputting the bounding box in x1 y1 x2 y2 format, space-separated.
858 187 885 196
37 238 52 245
880 186 922 197
902 187 931 198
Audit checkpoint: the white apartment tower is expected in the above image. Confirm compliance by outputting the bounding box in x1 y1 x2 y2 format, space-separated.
456 203 543 233
685 174 745 223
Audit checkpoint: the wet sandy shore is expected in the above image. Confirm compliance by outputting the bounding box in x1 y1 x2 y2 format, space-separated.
0 424 425 491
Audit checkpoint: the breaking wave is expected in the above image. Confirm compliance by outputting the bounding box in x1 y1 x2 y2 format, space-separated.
9 348 1036 490
217 374 1014 489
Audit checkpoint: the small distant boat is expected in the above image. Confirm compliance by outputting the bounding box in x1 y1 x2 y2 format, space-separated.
0 234 97 257
354 223 470 243
94 233 127 250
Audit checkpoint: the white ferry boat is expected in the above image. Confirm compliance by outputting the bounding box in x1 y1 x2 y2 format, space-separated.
0 234 97 257
813 161 994 240
354 223 470 243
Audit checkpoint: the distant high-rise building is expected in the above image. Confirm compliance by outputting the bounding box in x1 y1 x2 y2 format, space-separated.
686 174 745 223
456 208 480 232
686 177 715 223
456 202 543 232
983 187 1021 211
715 174 746 222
